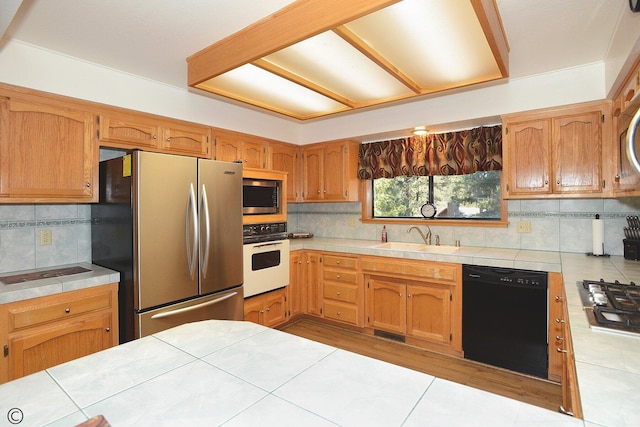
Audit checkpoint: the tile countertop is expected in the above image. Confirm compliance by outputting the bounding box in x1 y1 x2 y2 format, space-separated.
0 320 583 427
0 263 120 304
290 238 640 427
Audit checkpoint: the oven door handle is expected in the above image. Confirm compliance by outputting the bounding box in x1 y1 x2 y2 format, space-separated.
185 183 198 279
253 241 284 249
199 184 211 279
150 292 238 319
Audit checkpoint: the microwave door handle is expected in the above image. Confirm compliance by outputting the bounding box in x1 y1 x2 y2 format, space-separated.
186 183 198 279
199 184 211 278
626 107 640 174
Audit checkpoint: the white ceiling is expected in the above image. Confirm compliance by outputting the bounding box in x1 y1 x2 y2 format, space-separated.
0 0 629 120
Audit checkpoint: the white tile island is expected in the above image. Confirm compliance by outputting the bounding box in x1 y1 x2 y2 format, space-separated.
0 319 582 427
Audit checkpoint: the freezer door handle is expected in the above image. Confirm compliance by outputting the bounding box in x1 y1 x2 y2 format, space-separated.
199 184 211 278
186 183 198 279
150 291 238 319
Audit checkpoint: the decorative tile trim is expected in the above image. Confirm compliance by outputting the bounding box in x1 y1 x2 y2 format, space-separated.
511 211 636 219
0 219 92 229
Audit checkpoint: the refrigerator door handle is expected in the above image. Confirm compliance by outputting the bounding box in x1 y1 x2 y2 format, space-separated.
199 184 211 278
150 291 238 319
186 183 198 279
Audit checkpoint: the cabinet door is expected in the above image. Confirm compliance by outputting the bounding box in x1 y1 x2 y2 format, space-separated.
505 119 551 195
215 133 242 163
262 290 287 327
244 298 263 325
242 138 265 169
288 252 306 318
406 285 451 344
8 313 113 380
367 278 405 334
548 273 564 382
306 252 323 316
162 123 210 157
97 113 160 149
303 147 324 201
0 97 95 201
323 143 348 200
271 143 300 201
553 112 602 194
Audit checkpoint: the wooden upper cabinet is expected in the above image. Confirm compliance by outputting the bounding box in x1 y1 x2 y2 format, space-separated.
161 122 210 158
503 101 609 199
97 113 160 150
270 142 300 202
553 112 602 194
303 146 324 201
0 95 96 202
504 119 551 195
213 129 266 168
302 140 359 202
98 112 209 158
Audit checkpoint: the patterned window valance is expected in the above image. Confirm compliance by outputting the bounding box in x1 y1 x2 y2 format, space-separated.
358 125 502 179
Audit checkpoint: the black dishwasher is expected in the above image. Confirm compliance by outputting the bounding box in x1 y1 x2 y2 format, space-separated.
462 265 548 379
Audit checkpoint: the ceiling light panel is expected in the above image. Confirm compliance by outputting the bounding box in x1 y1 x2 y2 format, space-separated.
263 31 414 104
345 0 502 90
196 64 348 118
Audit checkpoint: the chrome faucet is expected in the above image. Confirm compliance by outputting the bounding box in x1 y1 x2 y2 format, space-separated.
407 225 432 245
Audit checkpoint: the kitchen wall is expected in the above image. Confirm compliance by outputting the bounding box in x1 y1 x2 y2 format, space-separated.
288 197 640 257
0 204 91 274
2 196 640 274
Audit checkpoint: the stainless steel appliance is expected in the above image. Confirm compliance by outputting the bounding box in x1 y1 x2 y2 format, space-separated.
618 93 640 182
243 177 282 215
243 222 289 297
462 265 549 379
91 151 244 343
578 279 640 336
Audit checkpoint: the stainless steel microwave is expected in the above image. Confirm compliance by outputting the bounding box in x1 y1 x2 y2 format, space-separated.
242 178 281 215
619 94 640 183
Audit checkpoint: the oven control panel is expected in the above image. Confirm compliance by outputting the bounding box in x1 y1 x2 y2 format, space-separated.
243 222 287 243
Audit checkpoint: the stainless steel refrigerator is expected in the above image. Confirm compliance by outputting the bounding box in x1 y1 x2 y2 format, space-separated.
92 151 244 343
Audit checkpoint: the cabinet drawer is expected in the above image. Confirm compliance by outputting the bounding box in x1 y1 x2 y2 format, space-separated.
8 289 113 330
323 255 357 269
361 258 457 283
323 269 357 284
323 301 358 325
324 282 358 303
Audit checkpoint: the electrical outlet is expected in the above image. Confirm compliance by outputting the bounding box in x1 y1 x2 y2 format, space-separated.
39 230 52 246
348 217 357 227
516 220 531 233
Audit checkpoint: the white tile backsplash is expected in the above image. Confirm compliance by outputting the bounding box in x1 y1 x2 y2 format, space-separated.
1 196 639 274
0 204 92 274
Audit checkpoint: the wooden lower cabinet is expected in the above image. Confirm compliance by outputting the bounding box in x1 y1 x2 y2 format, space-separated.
288 251 306 319
0 283 119 384
367 277 453 347
244 288 287 328
305 252 323 317
362 257 461 355
322 253 362 326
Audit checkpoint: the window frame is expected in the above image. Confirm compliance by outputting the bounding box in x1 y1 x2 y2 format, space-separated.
359 179 508 227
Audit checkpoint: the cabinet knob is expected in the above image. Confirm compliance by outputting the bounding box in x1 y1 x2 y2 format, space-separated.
556 180 560 185
398 293 402 297
336 274 341 279
336 291 341 296
106 327 110 332
266 307 270 311
545 180 549 185
336 261 340 264
86 182 91 188
555 295 563 302
559 405 574 417
556 347 568 354
153 135 157 140
555 318 565 323
166 137 171 142
336 311 341 316
556 335 564 341
65 307 70 313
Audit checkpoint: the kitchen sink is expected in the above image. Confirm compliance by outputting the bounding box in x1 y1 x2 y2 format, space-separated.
373 242 460 254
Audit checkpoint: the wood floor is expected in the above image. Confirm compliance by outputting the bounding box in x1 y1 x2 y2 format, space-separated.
279 317 562 413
